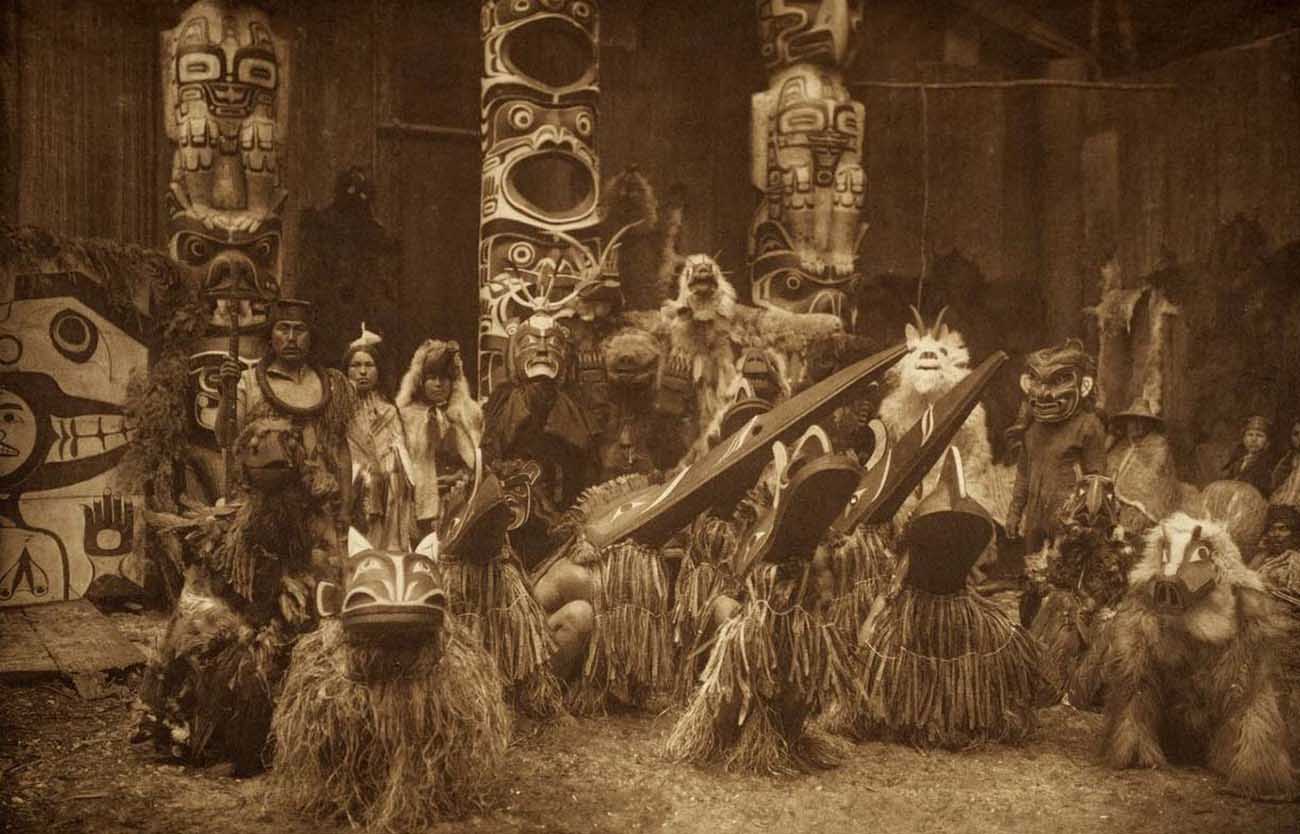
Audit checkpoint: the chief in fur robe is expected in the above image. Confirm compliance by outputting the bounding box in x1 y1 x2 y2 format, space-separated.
395 339 482 536
655 254 842 451
1099 513 1296 799
876 307 1010 526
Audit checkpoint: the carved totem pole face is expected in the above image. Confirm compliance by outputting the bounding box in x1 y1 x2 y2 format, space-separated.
163 1 288 486
478 0 602 395
750 0 865 327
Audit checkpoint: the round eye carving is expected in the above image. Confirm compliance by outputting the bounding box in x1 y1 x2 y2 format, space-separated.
508 104 534 131
251 235 279 265
571 1 591 19
784 274 802 292
50 310 99 363
574 110 593 136
176 233 212 266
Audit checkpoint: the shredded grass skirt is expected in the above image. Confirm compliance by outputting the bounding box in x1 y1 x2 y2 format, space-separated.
855 585 1048 749
568 539 673 714
440 555 566 719
268 618 511 832
666 567 852 774
1028 590 1114 709
824 524 897 643
670 517 743 702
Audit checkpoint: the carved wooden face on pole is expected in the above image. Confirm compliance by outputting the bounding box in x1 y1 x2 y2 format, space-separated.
162 0 289 502
750 0 865 326
478 0 602 394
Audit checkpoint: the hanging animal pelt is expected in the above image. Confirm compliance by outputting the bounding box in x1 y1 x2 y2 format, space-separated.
1098 513 1296 799
665 565 852 774
548 474 673 714
269 618 510 831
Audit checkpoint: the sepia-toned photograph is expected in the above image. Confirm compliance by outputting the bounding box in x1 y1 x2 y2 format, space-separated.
1 1 1299 831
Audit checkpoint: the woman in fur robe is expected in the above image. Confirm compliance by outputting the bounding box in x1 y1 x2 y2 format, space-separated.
1099 512 1296 799
395 339 482 537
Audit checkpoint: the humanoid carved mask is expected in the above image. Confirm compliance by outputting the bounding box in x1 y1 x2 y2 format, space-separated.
1020 340 1095 424
507 313 570 383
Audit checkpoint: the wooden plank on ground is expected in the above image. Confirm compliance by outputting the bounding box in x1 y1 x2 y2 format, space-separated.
21 599 144 677
0 608 59 680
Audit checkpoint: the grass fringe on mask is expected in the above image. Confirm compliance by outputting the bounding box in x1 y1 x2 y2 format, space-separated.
269 618 511 832
440 549 566 719
666 565 852 774
855 583 1048 749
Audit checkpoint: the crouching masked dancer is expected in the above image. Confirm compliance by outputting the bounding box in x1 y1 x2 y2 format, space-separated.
532 343 912 715
270 529 510 830
856 446 1052 748
132 299 355 774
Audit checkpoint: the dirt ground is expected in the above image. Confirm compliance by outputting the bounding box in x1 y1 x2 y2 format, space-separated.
1 610 1296 834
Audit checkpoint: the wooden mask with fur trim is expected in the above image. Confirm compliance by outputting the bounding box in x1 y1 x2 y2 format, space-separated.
1019 338 1095 423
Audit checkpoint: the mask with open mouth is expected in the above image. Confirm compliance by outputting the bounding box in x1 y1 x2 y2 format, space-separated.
507 314 570 384
1019 339 1095 424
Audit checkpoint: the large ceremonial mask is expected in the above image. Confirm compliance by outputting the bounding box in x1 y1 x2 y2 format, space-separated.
163 0 289 502
316 529 449 643
478 0 608 393
750 0 866 325
1019 339 1095 424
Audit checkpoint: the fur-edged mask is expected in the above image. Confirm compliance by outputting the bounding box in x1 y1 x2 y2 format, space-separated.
675 254 736 321
899 306 970 396
316 529 448 643
1139 515 1225 613
1020 338 1095 423
507 313 570 383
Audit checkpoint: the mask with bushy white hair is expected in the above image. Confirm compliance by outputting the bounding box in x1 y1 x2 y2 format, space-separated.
897 307 970 397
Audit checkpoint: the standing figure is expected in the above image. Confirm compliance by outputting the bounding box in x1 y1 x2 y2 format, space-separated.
395 340 482 538
217 299 354 548
1223 415 1275 497
344 325 415 553
1006 339 1107 554
1105 399 1180 536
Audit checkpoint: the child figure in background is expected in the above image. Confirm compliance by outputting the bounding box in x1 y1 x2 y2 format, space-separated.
1223 415 1275 497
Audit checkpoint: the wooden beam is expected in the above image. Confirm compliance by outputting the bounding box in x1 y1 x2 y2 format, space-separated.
952 0 1096 63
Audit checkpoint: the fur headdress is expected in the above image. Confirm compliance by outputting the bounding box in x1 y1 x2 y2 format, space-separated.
396 339 480 440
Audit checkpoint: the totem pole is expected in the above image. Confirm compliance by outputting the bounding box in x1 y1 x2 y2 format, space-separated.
162 0 289 502
478 0 609 395
750 0 866 327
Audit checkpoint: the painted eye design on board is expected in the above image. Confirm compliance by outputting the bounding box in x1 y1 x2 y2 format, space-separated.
49 310 99 363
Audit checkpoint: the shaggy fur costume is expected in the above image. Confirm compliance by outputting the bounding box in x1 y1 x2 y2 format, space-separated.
878 317 1010 526
657 255 841 449
665 564 852 774
269 618 510 831
1099 513 1296 799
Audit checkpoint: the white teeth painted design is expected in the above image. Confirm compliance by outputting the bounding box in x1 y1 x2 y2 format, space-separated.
47 415 135 463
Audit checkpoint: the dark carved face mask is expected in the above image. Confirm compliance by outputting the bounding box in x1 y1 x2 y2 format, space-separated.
1020 340 1095 423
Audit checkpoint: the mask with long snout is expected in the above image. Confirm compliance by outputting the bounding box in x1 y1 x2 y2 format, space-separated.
1147 523 1221 613
315 529 448 643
